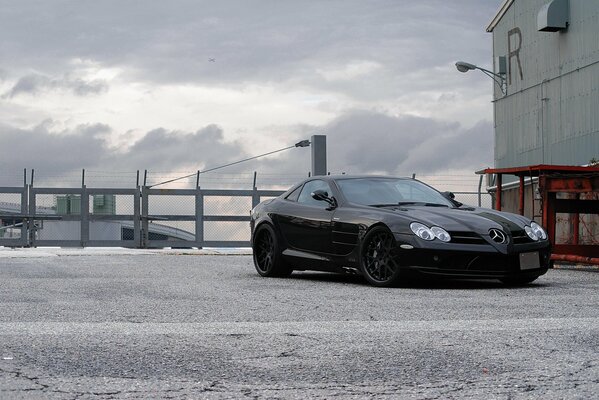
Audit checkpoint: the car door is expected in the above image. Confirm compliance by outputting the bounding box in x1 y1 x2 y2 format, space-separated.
276 179 335 254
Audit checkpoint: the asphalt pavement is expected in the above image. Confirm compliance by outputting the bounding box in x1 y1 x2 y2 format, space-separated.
0 252 598 399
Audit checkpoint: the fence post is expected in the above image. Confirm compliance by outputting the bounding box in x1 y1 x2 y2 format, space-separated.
195 187 204 249
133 185 141 248
81 185 89 247
22 180 29 247
141 186 149 248
27 185 35 247
252 178 260 209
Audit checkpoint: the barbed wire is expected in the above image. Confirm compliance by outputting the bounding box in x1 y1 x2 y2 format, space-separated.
1 169 488 189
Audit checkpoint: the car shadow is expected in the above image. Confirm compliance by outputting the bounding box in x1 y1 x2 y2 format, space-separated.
288 271 549 290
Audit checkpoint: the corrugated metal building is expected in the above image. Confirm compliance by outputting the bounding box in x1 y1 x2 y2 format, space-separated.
487 0 599 169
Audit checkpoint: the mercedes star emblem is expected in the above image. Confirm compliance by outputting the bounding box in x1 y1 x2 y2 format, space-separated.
489 228 508 244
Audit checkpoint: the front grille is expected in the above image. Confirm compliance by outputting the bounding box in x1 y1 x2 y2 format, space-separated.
449 231 486 244
511 230 533 244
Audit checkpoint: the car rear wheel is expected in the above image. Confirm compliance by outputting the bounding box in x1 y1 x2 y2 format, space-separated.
360 226 401 287
252 224 292 277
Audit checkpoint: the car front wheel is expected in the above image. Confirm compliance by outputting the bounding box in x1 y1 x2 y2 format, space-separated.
360 226 401 287
252 224 292 277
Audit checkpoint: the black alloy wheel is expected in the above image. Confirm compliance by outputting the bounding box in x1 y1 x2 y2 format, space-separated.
360 226 401 287
252 224 292 277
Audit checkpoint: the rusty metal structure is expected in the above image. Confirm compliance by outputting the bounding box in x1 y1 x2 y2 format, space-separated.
485 164 599 264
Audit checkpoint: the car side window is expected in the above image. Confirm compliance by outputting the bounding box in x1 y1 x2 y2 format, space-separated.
297 180 332 207
285 186 301 202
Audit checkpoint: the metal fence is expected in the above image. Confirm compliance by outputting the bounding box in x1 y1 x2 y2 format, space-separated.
0 184 283 248
0 170 492 248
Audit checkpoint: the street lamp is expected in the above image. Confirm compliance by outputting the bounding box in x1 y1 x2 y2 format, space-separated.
455 61 507 95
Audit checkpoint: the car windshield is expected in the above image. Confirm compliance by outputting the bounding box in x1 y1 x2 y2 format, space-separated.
336 178 453 207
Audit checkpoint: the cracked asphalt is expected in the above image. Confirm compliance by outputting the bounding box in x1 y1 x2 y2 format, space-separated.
1 253 598 399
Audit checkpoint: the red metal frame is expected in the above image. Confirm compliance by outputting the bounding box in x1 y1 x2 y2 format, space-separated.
484 165 599 265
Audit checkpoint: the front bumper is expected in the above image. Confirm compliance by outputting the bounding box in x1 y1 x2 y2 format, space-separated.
392 233 552 279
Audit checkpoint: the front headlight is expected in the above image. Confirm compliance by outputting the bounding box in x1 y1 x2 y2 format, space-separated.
524 225 539 241
410 222 435 241
431 226 451 242
410 223 451 242
530 222 547 240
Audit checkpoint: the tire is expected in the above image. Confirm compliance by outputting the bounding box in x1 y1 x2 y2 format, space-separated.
252 224 292 277
500 275 539 286
359 226 401 287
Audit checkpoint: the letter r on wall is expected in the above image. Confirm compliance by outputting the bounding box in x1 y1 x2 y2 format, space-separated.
508 27 523 85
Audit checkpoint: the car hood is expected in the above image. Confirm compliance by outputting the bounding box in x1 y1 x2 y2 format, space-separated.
386 206 530 234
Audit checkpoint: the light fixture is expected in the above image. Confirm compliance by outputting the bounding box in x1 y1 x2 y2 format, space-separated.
455 61 507 95
295 140 311 147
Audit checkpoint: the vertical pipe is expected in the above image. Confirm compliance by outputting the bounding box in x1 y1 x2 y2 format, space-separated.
495 174 502 211
196 171 200 188
573 193 580 245
253 171 257 189
23 168 26 187
136 170 140 187
477 174 483 207
518 176 525 215
82 169 86 187
143 170 148 187
546 192 556 246
530 173 535 219
30 169 35 187
540 177 555 245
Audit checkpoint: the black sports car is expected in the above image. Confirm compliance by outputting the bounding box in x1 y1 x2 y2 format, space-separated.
250 176 551 287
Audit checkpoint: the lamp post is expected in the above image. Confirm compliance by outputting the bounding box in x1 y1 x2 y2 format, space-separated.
455 61 507 95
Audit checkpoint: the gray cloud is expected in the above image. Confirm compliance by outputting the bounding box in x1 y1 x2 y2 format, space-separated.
0 121 246 184
238 110 493 178
4 73 108 98
0 122 110 175
0 110 492 186
0 1 497 97
122 125 244 172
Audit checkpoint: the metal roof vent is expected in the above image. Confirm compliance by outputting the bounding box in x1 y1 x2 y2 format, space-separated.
537 0 569 32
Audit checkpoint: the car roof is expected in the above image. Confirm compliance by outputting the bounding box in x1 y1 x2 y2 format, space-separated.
312 175 412 182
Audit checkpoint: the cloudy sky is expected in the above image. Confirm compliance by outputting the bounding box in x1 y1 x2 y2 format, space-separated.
0 0 500 185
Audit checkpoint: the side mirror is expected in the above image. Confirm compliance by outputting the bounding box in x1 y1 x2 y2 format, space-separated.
442 191 463 207
442 191 456 200
311 189 329 201
311 190 337 209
